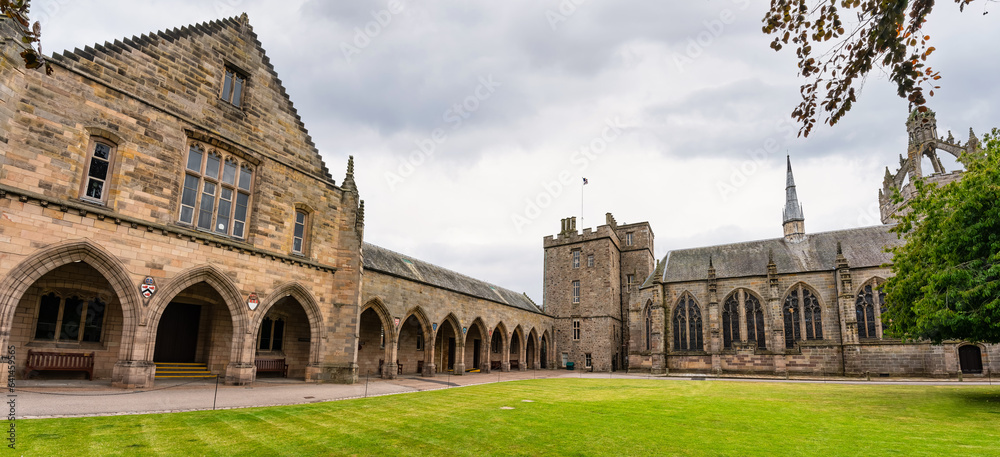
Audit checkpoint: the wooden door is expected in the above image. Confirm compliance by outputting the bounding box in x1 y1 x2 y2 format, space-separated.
154 303 202 363
959 345 983 374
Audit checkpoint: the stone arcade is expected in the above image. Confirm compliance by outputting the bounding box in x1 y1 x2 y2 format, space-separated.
0 15 554 388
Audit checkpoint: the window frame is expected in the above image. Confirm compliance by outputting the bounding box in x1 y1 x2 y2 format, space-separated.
672 293 703 351
32 291 107 344
586 254 594 268
572 319 581 340
221 66 247 108
585 353 592 368
626 274 635 292
856 279 888 339
572 250 580 269
292 209 310 255
571 280 580 304
257 315 286 352
625 232 634 246
178 142 254 240
78 137 118 205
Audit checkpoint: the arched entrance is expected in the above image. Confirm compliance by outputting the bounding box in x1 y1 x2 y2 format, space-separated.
540 333 549 369
254 296 312 378
434 316 459 373
152 282 235 375
509 330 522 370
7 262 127 380
464 320 486 372
489 324 507 372
526 330 537 369
959 345 983 374
397 314 427 376
358 306 390 378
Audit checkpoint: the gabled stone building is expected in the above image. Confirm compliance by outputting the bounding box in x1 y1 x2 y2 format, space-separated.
0 15 556 388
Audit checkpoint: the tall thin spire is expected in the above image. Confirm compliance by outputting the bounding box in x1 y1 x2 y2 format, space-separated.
782 155 806 241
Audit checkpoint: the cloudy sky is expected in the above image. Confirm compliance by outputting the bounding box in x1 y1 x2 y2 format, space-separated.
39 1 999 304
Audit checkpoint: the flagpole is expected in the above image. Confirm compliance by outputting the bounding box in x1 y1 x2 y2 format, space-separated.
581 177 587 223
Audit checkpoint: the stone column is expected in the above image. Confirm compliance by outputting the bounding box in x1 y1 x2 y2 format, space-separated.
453 342 466 375
423 329 436 377
501 333 510 372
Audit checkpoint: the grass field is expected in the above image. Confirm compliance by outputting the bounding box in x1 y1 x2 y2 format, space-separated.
18 379 1000 456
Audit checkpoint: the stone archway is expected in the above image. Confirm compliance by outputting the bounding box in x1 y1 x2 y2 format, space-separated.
434 314 461 374
144 265 250 385
358 299 393 378
396 309 431 376
0 239 142 386
526 328 538 369
253 283 324 381
464 318 487 373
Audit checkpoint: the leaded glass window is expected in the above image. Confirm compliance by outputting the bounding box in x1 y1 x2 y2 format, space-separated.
179 143 253 239
673 293 703 351
33 292 106 343
856 279 887 339
722 293 741 349
745 293 766 349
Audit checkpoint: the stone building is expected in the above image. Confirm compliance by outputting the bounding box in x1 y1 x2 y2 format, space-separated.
544 215 654 371
0 15 556 388
613 111 997 377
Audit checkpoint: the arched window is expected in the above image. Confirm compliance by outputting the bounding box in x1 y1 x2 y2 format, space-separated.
745 293 766 349
643 303 652 351
672 294 703 351
856 279 887 339
783 291 802 349
722 293 741 349
784 284 823 349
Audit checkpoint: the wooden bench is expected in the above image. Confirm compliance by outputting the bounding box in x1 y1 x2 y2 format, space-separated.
255 358 288 377
25 351 93 380
510 360 519 370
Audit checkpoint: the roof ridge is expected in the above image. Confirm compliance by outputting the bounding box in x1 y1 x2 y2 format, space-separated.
661 224 898 258
363 242 539 311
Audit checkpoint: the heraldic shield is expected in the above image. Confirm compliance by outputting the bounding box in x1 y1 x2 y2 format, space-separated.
140 276 157 299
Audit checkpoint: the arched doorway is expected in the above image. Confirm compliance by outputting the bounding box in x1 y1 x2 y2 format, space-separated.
8 262 126 380
525 333 536 369
540 333 549 369
434 317 459 373
959 345 983 374
464 321 485 372
489 324 507 372
509 330 521 370
397 314 427 376
153 282 235 375
358 306 390 378
254 296 312 378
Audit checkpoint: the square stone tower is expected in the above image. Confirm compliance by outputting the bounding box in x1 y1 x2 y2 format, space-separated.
543 214 654 371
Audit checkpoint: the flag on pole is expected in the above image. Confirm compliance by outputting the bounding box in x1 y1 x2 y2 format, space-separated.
582 177 589 185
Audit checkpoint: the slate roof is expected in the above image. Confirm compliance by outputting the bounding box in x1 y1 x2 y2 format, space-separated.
362 243 542 314
642 225 902 287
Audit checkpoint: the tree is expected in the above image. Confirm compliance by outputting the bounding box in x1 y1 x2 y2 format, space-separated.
1 0 52 74
762 0 989 137
882 130 1000 343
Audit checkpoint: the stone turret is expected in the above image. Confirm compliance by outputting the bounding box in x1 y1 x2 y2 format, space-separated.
782 156 805 242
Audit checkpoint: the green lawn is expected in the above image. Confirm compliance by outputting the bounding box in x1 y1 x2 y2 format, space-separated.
18 379 1000 456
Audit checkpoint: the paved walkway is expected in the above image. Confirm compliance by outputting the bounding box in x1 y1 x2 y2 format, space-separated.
12 370 997 419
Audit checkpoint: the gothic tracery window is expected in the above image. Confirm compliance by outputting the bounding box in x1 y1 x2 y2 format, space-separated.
784 284 823 349
672 293 703 351
745 292 766 349
644 303 652 351
722 293 741 349
856 279 887 339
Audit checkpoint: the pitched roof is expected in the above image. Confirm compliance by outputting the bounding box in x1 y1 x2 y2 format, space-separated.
362 243 543 314
642 225 901 286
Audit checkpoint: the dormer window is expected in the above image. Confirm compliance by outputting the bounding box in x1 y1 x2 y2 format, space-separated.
221 67 246 108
